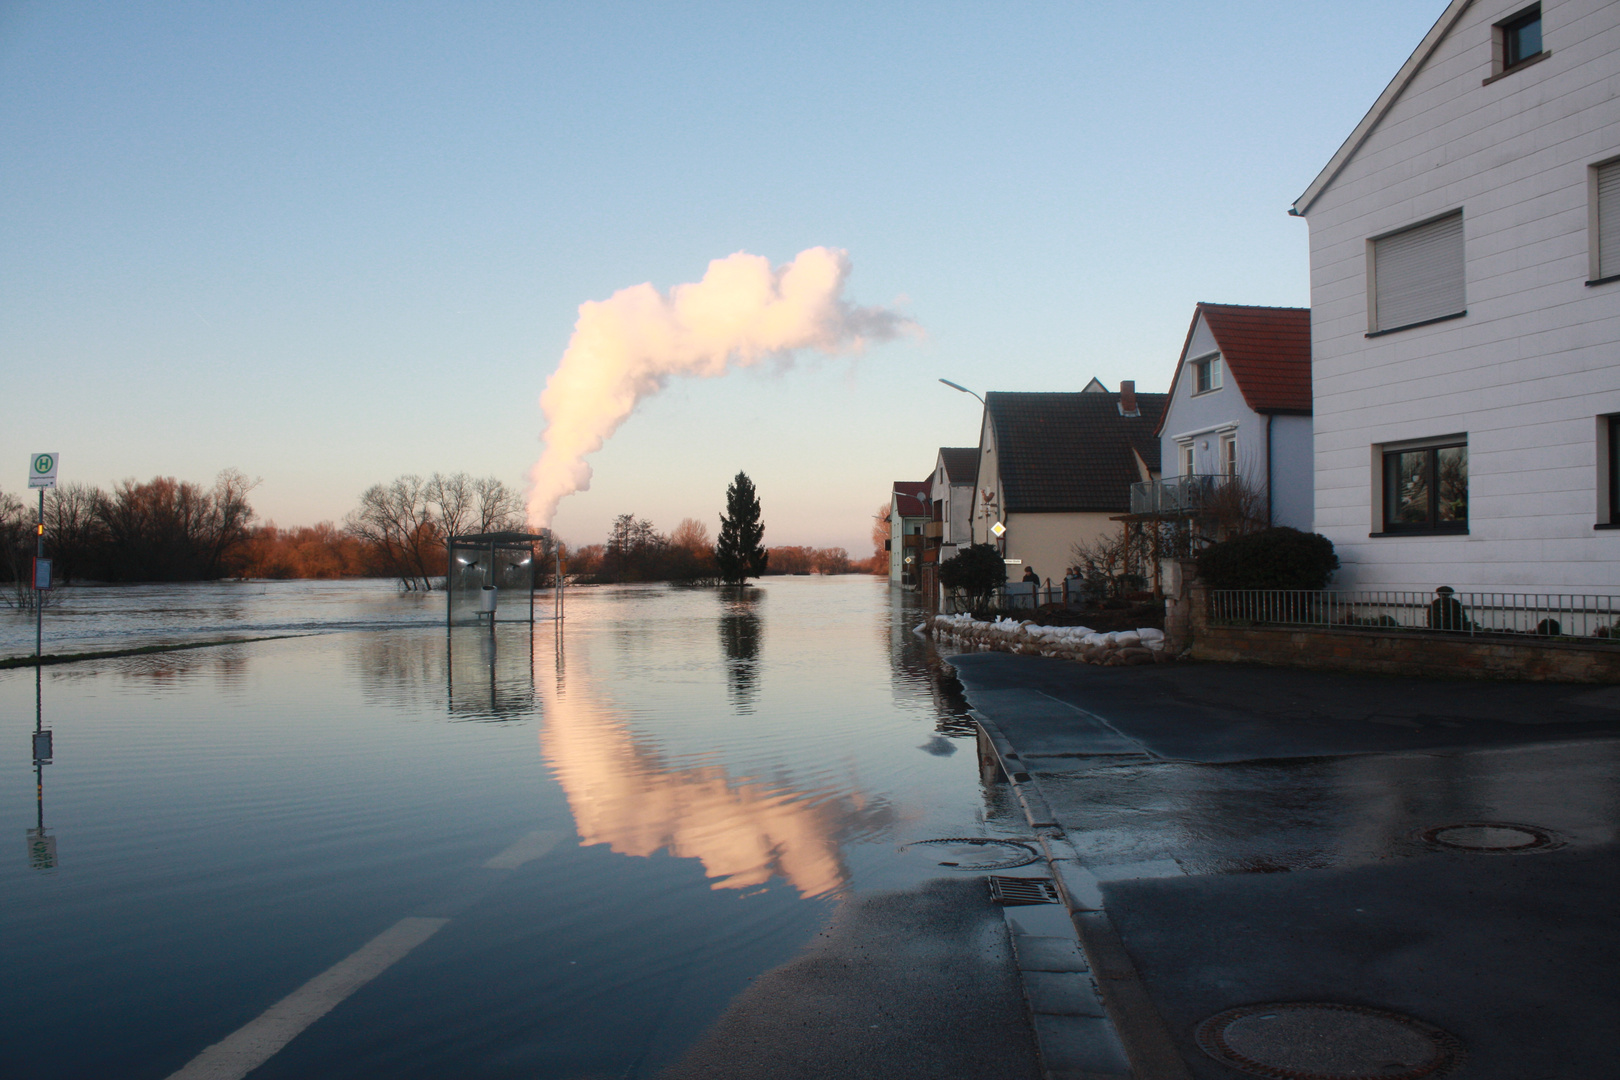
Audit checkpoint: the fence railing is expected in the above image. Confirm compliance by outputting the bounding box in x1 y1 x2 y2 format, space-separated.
1130 474 1233 515
1209 589 1620 641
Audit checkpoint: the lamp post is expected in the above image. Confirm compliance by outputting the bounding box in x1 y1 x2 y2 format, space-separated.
938 378 984 405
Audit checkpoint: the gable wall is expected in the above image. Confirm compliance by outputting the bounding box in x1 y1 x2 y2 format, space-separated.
1304 0 1620 591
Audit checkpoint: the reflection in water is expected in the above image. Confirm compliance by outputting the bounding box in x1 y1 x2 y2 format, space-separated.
447 627 536 721
537 630 893 900
718 590 762 714
26 665 56 871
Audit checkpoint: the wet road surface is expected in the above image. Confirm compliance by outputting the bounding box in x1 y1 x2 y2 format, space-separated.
951 652 1620 1080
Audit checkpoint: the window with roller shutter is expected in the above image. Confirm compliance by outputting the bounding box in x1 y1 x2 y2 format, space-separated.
1367 211 1465 335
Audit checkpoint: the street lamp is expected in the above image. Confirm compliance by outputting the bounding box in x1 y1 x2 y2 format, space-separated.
938 378 985 405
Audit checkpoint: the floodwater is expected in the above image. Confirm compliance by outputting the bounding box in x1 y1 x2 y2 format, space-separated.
0 577 1023 1079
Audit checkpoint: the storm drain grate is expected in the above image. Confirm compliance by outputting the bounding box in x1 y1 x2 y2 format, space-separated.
987 876 1060 905
901 838 1041 870
1418 821 1561 854
1195 1002 1464 1080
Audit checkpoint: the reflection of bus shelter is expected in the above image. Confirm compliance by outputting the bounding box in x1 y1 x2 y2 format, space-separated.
446 532 547 627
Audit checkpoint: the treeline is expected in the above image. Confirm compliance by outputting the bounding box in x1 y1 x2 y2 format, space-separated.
1 471 258 584
0 470 535 589
566 514 874 583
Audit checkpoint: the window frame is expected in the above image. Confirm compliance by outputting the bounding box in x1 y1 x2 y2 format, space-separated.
1485 4 1547 83
1221 434 1238 477
1191 352 1222 395
1366 210 1467 336
1180 442 1195 477
1589 156 1620 287
1375 438 1469 537
1601 415 1620 529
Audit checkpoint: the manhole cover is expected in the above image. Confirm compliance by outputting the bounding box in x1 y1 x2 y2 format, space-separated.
900 837 1040 870
1418 821 1560 853
1195 1003 1463 1080
987 876 1061 905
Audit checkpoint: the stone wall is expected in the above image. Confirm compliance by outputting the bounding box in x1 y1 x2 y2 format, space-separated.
1192 624 1620 683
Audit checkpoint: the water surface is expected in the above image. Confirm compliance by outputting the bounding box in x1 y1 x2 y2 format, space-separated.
1 577 1021 1078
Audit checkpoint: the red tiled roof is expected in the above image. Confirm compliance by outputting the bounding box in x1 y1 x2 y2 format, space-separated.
1160 305 1311 433
892 480 930 519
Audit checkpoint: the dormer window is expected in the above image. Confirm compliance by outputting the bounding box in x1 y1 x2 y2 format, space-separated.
1193 354 1222 394
1488 5 1545 82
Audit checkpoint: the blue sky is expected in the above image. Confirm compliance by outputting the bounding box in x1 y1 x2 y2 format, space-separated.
0 1 1449 552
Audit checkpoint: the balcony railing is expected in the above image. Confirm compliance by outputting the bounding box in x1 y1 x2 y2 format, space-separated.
1130 474 1233 515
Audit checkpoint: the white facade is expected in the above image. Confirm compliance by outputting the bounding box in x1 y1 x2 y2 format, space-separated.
1158 312 1315 530
1295 0 1620 592
928 450 976 560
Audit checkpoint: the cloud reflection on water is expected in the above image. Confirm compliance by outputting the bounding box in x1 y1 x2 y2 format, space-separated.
536 626 892 900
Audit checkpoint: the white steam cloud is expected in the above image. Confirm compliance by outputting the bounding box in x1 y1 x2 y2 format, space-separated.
527 246 911 528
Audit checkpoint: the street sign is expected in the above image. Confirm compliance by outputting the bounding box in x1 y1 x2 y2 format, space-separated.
32 558 52 591
991 521 1006 537
28 453 58 489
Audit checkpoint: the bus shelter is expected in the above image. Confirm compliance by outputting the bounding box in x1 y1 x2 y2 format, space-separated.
445 531 548 627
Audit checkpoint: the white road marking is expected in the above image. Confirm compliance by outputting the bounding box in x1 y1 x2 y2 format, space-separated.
483 829 563 869
166 916 449 1080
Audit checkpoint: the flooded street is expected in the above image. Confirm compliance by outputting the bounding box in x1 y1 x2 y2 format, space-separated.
0 578 1033 1079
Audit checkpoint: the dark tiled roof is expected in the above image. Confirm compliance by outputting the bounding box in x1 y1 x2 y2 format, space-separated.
892 480 930 518
986 391 1167 514
938 447 979 484
1168 304 1311 423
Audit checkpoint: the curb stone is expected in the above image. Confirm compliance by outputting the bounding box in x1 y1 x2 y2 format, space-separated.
971 710 1192 1080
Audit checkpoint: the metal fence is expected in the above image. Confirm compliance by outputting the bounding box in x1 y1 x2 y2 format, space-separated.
1209 589 1620 641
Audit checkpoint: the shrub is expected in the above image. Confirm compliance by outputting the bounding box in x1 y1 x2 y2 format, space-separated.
1195 527 1339 591
940 543 1007 609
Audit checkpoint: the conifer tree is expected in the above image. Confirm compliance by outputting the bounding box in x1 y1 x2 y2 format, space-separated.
715 471 768 585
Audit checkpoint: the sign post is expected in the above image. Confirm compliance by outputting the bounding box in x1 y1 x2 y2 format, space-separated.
27 454 57 664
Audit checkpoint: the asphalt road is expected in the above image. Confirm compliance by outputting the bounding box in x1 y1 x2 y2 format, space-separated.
950 653 1620 1080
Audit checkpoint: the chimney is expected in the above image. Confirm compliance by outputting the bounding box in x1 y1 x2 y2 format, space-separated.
1119 380 1139 417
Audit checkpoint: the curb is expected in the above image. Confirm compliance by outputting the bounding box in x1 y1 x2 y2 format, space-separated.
972 711 1192 1080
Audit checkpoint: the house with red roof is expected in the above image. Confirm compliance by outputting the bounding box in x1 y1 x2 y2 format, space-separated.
887 480 931 588
1152 303 1313 531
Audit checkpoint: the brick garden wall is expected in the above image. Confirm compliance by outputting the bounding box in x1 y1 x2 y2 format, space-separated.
1191 624 1620 683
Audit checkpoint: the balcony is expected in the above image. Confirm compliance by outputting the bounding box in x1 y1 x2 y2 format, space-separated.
1129 474 1235 515
923 521 944 538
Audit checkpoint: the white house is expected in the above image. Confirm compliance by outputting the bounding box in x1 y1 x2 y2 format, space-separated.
1154 303 1313 530
928 447 979 561
1292 0 1620 592
887 480 930 589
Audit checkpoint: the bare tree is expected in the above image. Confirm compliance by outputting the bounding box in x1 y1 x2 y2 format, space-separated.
425 473 476 540
43 482 105 584
670 517 712 555
347 475 440 590
472 476 525 533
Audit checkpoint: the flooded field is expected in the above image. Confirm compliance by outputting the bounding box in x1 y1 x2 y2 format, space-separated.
0 577 1024 1079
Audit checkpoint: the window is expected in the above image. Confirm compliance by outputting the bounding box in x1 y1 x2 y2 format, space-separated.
1500 5 1542 70
1369 212 1465 334
1604 416 1620 527
1221 434 1238 477
1381 440 1468 534
1181 442 1195 477
1592 158 1620 285
1193 354 1222 393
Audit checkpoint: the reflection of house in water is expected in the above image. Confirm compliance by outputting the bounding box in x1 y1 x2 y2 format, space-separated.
717 591 761 714
537 654 891 899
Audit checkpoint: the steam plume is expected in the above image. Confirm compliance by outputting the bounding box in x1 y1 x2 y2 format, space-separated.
527 247 910 527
